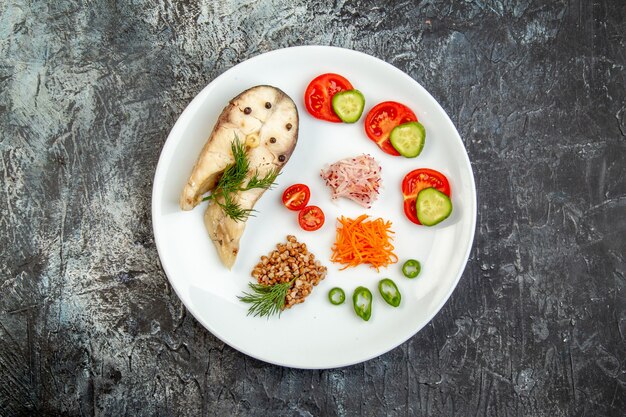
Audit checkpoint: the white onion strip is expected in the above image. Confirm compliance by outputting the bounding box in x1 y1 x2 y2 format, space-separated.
320 154 382 208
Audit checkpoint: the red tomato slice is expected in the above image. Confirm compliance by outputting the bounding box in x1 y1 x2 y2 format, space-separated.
401 169 451 225
282 184 310 211
298 205 325 231
304 73 354 123
365 101 418 156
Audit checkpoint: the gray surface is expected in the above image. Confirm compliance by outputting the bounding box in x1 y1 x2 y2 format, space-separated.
1 0 625 416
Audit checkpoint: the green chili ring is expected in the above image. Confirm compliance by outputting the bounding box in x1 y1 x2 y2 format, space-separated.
328 287 346 305
402 259 421 278
352 286 373 321
378 278 401 307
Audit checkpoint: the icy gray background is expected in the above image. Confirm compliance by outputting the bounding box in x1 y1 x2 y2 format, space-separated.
1 0 625 416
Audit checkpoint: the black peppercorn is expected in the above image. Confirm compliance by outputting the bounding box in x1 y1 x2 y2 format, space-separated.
269 137 276 143
244 107 251 114
286 123 292 130
278 155 285 162
265 102 272 109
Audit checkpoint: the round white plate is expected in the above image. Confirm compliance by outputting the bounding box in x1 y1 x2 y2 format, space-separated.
152 46 476 369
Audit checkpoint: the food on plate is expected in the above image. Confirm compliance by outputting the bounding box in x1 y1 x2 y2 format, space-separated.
389 121 426 158
352 286 373 321
331 214 398 272
200 140 280 221
401 168 451 225
417 188 453 226
282 183 310 211
320 154 382 208
179 85 299 268
238 278 296 318
281 184 325 231
378 278 401 307
402 259 421 278
304 73 353 122
298 205 325 231
331 89 365 123
365 101 418 156
328 287 346 305
240 235 327 317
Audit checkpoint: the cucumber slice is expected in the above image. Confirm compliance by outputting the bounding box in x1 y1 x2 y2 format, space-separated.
331 89 365 123
390 121 425 157
416 187 452 226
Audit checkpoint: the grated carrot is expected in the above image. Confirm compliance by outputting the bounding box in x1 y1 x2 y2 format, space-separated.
331 215 398 272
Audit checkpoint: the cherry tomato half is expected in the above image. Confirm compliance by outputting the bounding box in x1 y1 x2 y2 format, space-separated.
298 205 325 231
401 169 451 225
365 101 418 156
282 184 311 211
304 73 354 123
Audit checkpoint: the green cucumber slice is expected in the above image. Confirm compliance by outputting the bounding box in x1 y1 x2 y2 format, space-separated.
331 89 365 123
416 187 452 226
389 121 425 158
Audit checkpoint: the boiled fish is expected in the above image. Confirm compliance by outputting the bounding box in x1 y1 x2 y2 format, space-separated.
180 85 299 268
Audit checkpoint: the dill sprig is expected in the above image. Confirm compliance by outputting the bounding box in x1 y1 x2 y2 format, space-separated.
202 137 279 221
243 168 280 191
216 140 249 193
238 277 297 318
215 193 255 222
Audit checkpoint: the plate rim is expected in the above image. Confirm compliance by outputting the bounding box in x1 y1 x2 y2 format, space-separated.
151 45 477 369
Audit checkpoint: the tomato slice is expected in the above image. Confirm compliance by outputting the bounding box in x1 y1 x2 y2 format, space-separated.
304 73 354 123
282 184 310 211
298 206 325 231
364 101 418 156
401 169 451 225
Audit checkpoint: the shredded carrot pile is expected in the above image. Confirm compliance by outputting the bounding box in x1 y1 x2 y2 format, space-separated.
331 214 398 272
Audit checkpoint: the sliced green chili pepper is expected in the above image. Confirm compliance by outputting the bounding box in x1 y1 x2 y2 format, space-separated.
328 287 346 305
352 286 373 321
402 259 421 278
378 278 401 307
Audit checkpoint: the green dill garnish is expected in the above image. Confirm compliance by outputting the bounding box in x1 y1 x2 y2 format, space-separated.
202 137 279 221
216 193 255 222
238 277 297 318
218 140 249 192
243 168 280 191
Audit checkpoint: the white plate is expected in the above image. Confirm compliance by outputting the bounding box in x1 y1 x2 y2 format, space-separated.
152 46 476 369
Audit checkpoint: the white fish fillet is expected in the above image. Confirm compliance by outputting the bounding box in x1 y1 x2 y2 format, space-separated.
180 85 299 268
